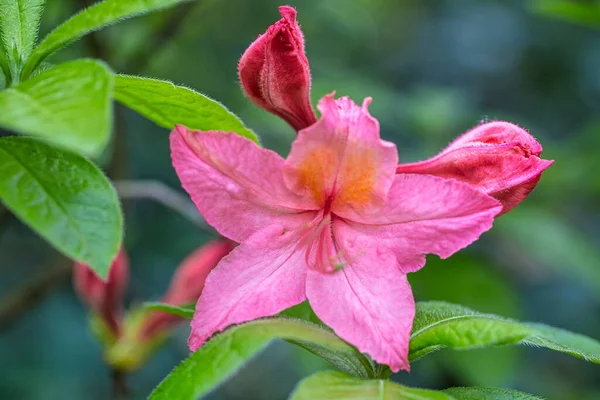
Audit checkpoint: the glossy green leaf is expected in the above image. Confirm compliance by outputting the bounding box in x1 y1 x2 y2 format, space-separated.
290 370 455 400
444 387 543 400
0 0 45 81
410 302 600 364
0 136 122 278
522 323 600 363
410 302 532 362
21 0 193 78
143 302 195 318
0 59 113 156
149 318 375 400
114 75 259 143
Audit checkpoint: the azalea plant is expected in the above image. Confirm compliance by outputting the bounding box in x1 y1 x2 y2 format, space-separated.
0 1 599 399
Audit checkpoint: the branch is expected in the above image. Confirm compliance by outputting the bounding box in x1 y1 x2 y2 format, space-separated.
0 254 71 329
111 368 129 400
0 204 10 237
114 180 214 234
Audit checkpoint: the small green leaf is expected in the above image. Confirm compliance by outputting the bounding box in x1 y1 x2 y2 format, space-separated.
444 387 543 400
0 0 45 80
410 302 600 364
114 75 259 143
0 59 113 156
149 318 375 400
143 302 195 318
290 370 456 400
0 136 122 278
22 0 193 78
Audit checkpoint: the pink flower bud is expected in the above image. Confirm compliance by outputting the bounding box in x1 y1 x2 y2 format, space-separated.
396 121 553 215
238 6 317 131
139 238 235 340
73 249 129 336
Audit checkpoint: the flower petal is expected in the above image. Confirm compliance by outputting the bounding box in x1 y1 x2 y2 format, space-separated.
188 224 309 350
345 174 503 273
306 222 414 372
171 125 315 242
444 120 543 153
284 94 398 214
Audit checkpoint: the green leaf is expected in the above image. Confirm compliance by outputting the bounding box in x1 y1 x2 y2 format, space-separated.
410 302 600 364
408 256 521 386
444 387 543 400
531 1 600 30
0 136 122 278
290 370 455 400
410 302 532 362
114 75 259 143
280 300 323 325
0 59 113 156
0 50 7 89
143 302 195 318
522 323 600 363
149 318 375 400
0 0 45 81
21 0 193 78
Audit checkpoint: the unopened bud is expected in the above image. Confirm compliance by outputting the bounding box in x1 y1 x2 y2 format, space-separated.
396 121 553 214
238 6 317 131
73 249 129 337
138 239 235 340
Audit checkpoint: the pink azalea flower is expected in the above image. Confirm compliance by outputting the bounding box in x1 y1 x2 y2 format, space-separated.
170 93 502 371
237 7 552 217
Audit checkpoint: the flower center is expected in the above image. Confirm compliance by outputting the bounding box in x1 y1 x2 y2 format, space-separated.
298 197 346 273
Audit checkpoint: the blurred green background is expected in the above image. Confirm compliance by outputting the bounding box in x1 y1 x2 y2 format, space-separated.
1 0 599 399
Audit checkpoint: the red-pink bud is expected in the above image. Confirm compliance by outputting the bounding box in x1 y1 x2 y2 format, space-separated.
396 121 553 215
238 5 317 131
73 249 129 336
139 238 235 340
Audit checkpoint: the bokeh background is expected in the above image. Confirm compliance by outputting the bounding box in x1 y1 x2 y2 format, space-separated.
1 0 599 399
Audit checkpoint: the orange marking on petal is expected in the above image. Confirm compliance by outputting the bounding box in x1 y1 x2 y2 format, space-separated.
296 146 339 206
335 146 377 208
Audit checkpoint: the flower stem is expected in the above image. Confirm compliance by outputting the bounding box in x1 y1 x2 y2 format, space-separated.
111 368 129 400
